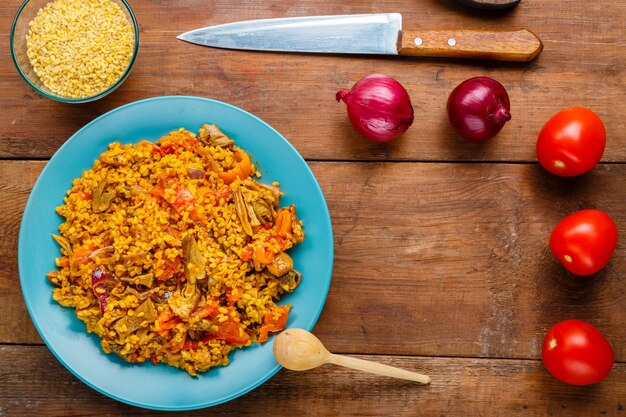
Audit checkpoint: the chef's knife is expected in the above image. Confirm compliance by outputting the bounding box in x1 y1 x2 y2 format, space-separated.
177 13 542 62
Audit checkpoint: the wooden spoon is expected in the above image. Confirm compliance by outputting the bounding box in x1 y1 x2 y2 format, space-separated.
273 328 431 384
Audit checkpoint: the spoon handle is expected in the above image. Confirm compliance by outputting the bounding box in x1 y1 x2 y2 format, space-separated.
327 353 431 384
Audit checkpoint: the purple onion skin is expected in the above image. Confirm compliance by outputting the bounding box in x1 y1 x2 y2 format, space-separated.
91 267 118 312
447 76 511 142
337 74 414 142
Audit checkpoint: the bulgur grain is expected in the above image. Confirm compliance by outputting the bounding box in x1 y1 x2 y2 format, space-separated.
26 0 135 98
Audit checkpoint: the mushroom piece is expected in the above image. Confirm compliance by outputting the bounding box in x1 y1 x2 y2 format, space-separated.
251 199 273 224
193 146 221 172
254 181 282 202
114 285 142 301
234 190 254 236
121 272 155 288
100 153 129 167
113 298 158 337
198 124 234 148
182 235 206 283
52 234 72 256
167 235 205 318
266 252 294 277
167 284 201 319
88 245 116 259
189 319 215 332
92 178 116 213
277 269 302 292
242 190 261 228
187 166 206 179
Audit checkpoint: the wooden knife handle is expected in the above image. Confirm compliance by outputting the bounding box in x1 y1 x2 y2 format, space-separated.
398 29 542 61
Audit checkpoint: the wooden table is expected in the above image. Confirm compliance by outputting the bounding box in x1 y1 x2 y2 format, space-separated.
1 0 625 415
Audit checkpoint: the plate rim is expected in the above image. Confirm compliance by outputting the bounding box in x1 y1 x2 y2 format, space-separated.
17 95 334 410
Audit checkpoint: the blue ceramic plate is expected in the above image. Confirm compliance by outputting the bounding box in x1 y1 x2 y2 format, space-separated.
18 96 334 410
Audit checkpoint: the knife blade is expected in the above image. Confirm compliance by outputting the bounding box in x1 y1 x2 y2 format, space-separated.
177 13 543 62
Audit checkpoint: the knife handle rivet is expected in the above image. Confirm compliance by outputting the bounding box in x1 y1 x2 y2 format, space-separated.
414 37 423 46
447 38 457 47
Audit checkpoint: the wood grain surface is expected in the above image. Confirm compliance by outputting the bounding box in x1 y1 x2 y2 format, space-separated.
3 161 626 357
1 0 625 415
0 0 624 162
1 346 625 417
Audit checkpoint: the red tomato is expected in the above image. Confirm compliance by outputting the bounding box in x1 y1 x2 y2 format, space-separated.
549 209 618 276
536 107 606 176
542 320 614 385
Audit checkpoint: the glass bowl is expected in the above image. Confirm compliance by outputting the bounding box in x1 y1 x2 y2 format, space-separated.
10 0 139 103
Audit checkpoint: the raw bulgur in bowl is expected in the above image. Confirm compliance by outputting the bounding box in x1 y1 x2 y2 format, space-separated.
11 0 138 103
18 96 334 409
48 124 304 375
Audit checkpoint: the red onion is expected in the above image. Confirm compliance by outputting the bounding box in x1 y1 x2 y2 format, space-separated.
446 76 511 142
91 267 118 312
336 74 414 142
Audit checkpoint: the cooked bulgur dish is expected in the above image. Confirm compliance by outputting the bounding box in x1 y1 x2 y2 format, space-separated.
47 124 304 375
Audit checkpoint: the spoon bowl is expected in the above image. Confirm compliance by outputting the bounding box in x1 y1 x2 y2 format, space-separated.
274 328 431 384
274 328 331 371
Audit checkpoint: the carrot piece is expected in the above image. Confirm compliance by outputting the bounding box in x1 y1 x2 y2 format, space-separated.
151 180 197 215
156 308 174 323
69 189 91 201
240 247 254 262
156 319 180 337
226 287 244 304
157 256 181 281
274 209 292 238
155 131 199 155
219 150 252 184
57 257 70 268
149 183 165 198
212 319 250 345
215 185 233 202
191 304 219 320
71 244 96 266
253 246 275 265
258 305 290 343
155 308 181 337
182 340 200 351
